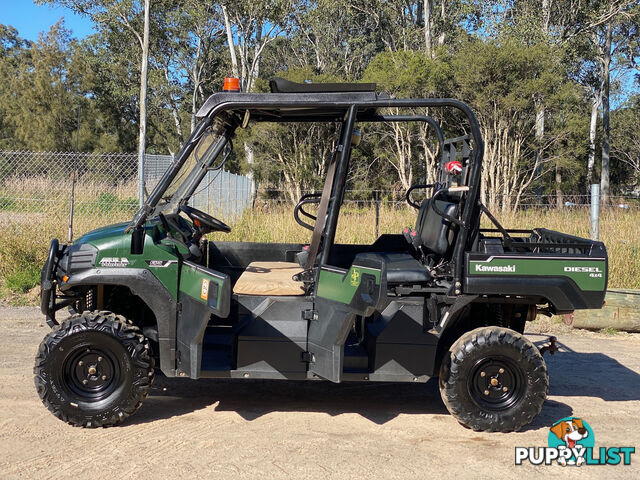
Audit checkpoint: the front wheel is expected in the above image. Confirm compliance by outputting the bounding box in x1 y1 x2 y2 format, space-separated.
439 326 548 432
34 311 154 427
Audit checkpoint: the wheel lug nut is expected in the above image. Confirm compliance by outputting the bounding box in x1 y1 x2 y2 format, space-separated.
484 390 489 395
78 361 83 366
98 356 103 362
82 379 88 385
480 371 486 377
101 375 107 381
503 386 508 392
499 368 504 374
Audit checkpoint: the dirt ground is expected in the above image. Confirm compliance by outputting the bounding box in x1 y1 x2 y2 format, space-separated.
1 307 639 480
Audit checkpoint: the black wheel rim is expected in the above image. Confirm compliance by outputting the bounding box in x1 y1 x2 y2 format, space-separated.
468 356 525 411
62 346 120 401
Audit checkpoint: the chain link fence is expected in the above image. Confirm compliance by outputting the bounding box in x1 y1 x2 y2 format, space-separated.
1 150 639 291
0 150 139 218
0 149 637 237
0 150 255 227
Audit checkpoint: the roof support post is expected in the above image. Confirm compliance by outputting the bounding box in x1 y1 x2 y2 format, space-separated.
320 105 357 266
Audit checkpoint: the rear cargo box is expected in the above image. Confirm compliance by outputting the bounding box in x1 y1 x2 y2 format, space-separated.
464 229 607 312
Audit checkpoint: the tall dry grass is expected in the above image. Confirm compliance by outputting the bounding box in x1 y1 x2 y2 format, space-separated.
1 203 637 299
211 204 639 289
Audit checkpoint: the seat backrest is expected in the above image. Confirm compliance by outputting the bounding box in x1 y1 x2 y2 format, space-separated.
415 198 458 257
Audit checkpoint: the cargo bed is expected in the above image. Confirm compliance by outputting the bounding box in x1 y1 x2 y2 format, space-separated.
464 228 607 313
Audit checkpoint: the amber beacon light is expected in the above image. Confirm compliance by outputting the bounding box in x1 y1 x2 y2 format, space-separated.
223 77 241 92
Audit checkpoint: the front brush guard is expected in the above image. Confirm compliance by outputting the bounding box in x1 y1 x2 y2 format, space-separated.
40 239 77 327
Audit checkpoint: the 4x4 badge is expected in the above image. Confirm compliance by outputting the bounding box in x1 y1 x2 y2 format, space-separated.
146 260 176 268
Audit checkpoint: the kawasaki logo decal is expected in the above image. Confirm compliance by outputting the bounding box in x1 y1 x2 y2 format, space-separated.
475 264 516 273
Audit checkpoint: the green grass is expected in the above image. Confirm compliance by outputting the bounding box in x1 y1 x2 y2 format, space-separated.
4 265 40 293
75 193 137 216
599 327 621 336
0 195 17 211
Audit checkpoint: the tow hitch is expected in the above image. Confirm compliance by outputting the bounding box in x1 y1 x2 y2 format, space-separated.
539 336 558 356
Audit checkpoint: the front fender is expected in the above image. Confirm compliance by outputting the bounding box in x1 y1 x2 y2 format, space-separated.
62 268 178 377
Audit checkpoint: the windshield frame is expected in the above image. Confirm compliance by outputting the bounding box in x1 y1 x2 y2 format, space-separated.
127 116 237 230
155 130 233 216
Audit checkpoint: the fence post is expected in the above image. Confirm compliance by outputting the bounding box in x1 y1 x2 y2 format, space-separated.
590 183 600 241
138 153 145 207
374 191 380 239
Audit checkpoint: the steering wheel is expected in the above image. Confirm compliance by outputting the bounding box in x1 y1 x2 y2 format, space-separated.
178 204 231 234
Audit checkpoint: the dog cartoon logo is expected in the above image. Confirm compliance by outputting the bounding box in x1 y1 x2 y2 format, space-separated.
517 417 634 466
548 417 595 466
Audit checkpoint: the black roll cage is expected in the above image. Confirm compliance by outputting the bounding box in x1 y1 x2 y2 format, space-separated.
129 91 485 290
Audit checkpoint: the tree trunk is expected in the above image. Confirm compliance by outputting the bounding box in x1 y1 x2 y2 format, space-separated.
423 0 433 56
222 5 239 78
190 37 202 133
534 100 545 197
137 0 150 207
163 67 183 146
555 163 563 208
600 23 612 204
191 81 199 133
437 0 446 46
586 88 601 188
541 0 551 33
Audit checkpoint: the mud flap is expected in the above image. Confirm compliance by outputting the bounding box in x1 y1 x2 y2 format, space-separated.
308 254 387 382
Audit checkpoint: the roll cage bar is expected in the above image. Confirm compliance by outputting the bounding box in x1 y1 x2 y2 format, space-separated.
128 88 485 291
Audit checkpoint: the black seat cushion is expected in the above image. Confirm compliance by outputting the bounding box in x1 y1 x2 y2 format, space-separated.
415 198 458 256
380 253 431 284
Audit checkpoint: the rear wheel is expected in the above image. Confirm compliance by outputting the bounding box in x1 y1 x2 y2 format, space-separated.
439 326 548 432
34 311 154 427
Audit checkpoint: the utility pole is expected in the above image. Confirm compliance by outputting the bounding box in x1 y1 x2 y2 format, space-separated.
138 0 151 207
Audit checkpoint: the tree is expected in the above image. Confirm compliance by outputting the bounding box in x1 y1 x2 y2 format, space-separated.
611 97 640 193
363 50 450 190
8 21 81 151
450 39 578 211
221 0 292 93
0 25 32 149
247 68 339 200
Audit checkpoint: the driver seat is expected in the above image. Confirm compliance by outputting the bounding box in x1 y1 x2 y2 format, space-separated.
407 197 458 260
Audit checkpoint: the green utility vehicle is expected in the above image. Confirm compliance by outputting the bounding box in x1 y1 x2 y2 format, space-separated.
36 78 607 431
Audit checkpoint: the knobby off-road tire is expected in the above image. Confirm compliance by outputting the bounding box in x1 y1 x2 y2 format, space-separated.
34 311 155 427
439 326 548 432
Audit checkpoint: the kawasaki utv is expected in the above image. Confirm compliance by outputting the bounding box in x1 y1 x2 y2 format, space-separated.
36 78 607 431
